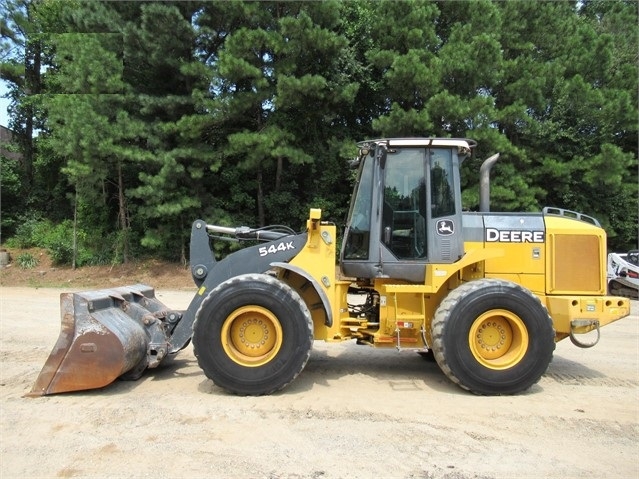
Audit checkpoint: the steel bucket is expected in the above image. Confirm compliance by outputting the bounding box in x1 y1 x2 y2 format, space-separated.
27 285 170 397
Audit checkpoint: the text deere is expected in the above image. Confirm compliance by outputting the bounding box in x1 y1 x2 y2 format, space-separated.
486 228 545 243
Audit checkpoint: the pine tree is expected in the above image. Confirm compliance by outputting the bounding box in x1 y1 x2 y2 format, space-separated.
199 1 358 228
39 3 143 263
122 2 213 261
1 0 45 190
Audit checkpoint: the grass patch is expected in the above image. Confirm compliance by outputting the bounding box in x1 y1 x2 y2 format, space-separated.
17 253 39 269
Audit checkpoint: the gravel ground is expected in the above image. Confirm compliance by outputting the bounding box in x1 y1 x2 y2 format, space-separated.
1 288 637 479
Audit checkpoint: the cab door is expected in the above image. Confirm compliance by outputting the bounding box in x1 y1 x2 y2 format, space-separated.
378 146 463 282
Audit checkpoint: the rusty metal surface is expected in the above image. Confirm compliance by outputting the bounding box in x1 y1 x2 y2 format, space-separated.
27 285 169 397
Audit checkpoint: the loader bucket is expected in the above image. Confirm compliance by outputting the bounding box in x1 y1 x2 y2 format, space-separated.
27 285 165 397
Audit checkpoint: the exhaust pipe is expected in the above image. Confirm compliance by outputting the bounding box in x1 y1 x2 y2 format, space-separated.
479 153 500 212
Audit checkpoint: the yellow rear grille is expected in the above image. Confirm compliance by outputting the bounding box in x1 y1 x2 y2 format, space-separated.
552 234 602 293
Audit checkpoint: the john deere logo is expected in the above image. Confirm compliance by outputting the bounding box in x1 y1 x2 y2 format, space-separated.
437 219 454 236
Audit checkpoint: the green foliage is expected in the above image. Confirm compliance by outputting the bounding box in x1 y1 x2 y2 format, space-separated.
6 213 49 249
4 214 110 266
43 220 75 265
0 156 24 240
5 216 71 264
16 252 39 269
1 0 637 260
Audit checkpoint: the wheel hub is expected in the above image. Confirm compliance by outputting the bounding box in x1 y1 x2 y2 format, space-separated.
237 318 274 353
475 318 512 359
222 306 283 367
469 309 529 369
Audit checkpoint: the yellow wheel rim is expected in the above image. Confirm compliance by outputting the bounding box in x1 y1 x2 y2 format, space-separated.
221 306 283 367
468 309 529 370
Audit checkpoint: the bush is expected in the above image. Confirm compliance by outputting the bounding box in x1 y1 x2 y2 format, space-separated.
6 216 81 266
5 214 127 267
44 220 76 265
16 252 39 269
0 157 23 241
5 214 50 249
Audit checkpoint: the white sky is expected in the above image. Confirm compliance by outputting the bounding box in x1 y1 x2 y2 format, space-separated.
0 81 9 128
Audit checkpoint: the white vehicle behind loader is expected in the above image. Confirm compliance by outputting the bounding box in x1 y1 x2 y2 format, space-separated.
607 250 639 299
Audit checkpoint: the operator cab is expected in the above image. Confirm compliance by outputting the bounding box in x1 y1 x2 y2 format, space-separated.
341 138 474 282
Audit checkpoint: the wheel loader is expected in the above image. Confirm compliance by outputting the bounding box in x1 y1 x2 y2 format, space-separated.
28 138 631 397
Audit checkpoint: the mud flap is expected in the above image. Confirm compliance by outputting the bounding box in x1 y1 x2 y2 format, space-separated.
27 285 172 397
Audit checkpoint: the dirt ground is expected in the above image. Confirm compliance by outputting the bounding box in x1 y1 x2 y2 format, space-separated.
0 253 638 479
0 247 194 290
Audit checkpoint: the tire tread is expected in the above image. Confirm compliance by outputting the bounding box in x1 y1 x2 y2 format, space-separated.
192 273 313 395
432 279 555 395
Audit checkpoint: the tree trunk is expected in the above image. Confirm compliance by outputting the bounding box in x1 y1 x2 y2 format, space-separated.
72 191 78 270
117 161 130 263
257 168 265 227
275 156 283 191
22 3 43 188
22 39 41 187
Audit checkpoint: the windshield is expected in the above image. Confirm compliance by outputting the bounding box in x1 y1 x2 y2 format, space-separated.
343 153 375 260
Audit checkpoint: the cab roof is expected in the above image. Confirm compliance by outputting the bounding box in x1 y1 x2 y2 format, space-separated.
358 138 476 149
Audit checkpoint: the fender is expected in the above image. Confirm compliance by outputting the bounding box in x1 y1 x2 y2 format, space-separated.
271 261 333 327
169 229 309 353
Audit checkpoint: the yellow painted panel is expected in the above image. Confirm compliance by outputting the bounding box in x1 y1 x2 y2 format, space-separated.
545 295 630 336
485 273 545 295
483 242 545 275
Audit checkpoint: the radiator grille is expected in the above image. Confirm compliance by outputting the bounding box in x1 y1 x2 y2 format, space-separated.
552 234 601 292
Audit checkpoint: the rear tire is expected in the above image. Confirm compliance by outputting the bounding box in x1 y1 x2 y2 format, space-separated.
431 279 555 395
193 273 313 395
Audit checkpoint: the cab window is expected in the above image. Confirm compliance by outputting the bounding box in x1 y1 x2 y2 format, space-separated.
343 154 374 260
381 149 427 259
430 149 455 218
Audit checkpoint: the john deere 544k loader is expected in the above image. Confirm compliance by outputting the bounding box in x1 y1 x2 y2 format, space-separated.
29 138 630 397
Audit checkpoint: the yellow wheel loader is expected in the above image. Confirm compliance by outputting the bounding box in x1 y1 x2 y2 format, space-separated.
28 138 631 397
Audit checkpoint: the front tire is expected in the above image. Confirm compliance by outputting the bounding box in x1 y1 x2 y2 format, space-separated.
431 279 555 395
193 273 313 395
